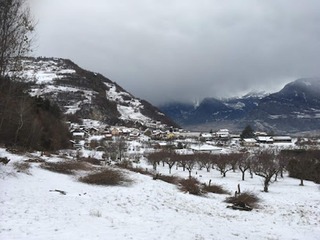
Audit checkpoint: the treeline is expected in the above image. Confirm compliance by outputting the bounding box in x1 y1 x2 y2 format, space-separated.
0 77 71 151
283 149 320 185
147 148 320 192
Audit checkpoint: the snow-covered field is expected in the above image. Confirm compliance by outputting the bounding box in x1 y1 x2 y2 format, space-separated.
1 148 319 240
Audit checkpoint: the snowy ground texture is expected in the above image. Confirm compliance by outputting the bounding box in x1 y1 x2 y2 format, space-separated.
1 148 319 240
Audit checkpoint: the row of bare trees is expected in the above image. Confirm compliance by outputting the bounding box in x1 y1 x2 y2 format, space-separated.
147 149 320 192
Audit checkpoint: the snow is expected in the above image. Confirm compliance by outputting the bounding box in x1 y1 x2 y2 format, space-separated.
225 102 246 110
11 58 160 128
18 59 75 84
1 148 319 240
105 85 151 123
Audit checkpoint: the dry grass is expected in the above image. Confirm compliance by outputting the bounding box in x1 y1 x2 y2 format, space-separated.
153 174 181 184
202 184 230 195
178 177 202 195
13 162 31 174
129 167 153 176
116 161 154 177
24 158 45 163
225 191 261 208
79 168 132 186
115 160 133 168
40 161 93 175
79 157 101 166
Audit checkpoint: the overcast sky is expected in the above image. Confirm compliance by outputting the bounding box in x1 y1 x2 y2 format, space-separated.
29 0 320 105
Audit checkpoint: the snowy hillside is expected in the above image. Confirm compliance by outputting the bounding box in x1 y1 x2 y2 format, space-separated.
13 57 177 128
1 148 319 240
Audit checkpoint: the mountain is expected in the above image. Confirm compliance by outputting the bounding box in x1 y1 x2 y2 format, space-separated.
159 78 320 134
15 57 178 129
159 94 263 129
248 78 320 133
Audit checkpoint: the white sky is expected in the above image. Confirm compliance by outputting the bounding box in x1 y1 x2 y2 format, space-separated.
29 0 320 105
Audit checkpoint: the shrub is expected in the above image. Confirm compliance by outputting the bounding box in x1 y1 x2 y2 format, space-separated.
178 177 202 195
24 158 45 163
116 160 155 177
79 157 101 166
79 168 132 186
115 159 133 168
129 167 153 176
89 209 102 217
41 161 92 175
225 191 260 208
153 174 181 184
0 157 10 165
13 162 31 174
202 184 230 195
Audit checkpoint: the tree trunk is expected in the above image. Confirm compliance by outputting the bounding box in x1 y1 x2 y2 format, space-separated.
263 180 269 192
300 178 304 186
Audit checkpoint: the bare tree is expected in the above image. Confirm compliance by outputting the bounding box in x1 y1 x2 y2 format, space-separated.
184 154 196 178
195 153 212 172
252 150 279 192
114 137 127 161
215 154 233 177
147 151 162 171
0 0 35 77
238 152 251 181
151 149 178 174
164 151 178 174
14 95 32 144
177 154 196 178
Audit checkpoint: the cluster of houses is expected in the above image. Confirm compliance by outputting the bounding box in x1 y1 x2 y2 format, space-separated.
69 120 293 152
241 134 292 147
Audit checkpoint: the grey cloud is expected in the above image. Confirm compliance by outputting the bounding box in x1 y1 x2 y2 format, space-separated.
29 0 320 104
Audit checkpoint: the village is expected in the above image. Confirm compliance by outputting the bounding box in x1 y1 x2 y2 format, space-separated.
68 119 313 162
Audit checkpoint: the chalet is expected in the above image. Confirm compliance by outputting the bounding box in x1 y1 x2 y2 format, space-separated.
241 138 257 147
72 131 86 140
88 127 99 135
111 128 120 136
200 133 213 141
216 129 230 139
189 144 222 153
256 136 274 144
121 128 132 135
129 130 140 140
255 131 268 136
272 136 292 143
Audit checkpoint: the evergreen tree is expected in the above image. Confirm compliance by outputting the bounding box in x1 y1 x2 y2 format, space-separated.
240 125 255 139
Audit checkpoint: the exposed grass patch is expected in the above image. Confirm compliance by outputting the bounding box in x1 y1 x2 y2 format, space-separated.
24 158 45 163
79 157 101 166
153 174 181 184
129 166 153 176
13 162 31 174
202 184 230 195
116 161 154 177
40 161 93 175
225 191 261 209
178 177 202 196
79 168 132 186
115 160 133 169
89 209 102 217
